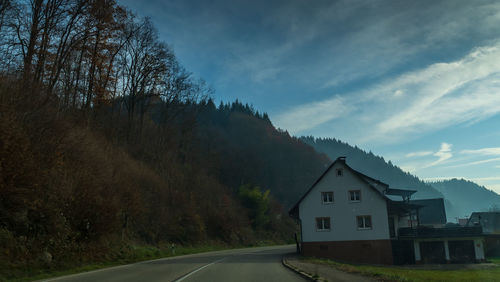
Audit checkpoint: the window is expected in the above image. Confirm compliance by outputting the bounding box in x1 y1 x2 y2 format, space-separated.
336 169 343 176
357 216 372 230
321 192 334 204
316 217 331 231
349 190 361 202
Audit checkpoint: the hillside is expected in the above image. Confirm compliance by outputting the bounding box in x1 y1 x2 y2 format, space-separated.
301 137 443 199
429 179 500 218
180 100 331 207
300 137 500 221
0 0 322 274
4 0 500 278
299 137 467 220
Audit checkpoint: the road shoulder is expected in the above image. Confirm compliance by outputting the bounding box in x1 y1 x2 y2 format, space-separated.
282 254 375 282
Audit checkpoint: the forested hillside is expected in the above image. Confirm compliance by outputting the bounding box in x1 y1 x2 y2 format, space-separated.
190 100 330 207
5 0 499 278
430 179 500 218
0 0 334 276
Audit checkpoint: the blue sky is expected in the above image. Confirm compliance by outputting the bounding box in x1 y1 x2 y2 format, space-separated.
119 0 500 194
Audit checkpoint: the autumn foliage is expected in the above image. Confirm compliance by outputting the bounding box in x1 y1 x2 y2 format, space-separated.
0 0 329 274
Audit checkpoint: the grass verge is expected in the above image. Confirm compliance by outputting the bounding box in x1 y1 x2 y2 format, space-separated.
302 256 500 282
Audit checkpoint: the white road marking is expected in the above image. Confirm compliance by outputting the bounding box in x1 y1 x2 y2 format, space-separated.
174 257 227 282
40 264 135 281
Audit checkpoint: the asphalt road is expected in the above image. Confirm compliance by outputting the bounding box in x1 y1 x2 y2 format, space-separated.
43 245 306 282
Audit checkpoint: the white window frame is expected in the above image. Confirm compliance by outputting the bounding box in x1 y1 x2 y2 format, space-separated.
321 192 334 204
357 215 372 230
316 217 331 231
349 190 361 202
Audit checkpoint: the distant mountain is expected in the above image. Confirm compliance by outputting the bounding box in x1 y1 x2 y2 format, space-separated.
300 137 500 222
429 179 500 219
300 137 467 221
301 137 443 199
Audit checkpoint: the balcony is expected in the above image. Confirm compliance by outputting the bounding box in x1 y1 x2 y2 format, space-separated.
398 226 483 239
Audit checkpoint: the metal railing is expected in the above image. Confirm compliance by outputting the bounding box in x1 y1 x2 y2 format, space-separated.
398 226 483 239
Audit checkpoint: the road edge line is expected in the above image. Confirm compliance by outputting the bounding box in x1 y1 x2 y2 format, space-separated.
173 257 227 282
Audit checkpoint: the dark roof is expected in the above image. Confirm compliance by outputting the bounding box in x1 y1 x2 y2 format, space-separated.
289 157 394 218
467 212 500 234
351 170 389 194
385 188 417 198
387 201 422 215
410 198 447 225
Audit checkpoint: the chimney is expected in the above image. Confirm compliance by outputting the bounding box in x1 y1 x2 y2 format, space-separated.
337 156 346 162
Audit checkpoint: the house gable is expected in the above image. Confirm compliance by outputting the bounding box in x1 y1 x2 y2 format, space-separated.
289 157 388 218
297 157 391 242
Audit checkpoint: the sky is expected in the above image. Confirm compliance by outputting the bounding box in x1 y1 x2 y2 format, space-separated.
119 0 500 194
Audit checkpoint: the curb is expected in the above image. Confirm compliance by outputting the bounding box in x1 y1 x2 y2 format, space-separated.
281 254 321 281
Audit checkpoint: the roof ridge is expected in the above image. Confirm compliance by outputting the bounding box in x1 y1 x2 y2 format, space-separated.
289 157 390 217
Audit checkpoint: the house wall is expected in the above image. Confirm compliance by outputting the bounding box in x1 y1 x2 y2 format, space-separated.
302 240 394 265
299 161 391 242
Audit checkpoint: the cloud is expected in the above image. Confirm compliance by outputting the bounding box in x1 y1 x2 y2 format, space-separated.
397 144 500 174
146 0 500 92
468 157 500 165
425 142 453 168
368 43 500 143
440 157 500 170
405 151 433 158
394 89 404 97
273 96 352 134
396 143 454 172
277 40 500 143
461 147 500 156
318 1 500 90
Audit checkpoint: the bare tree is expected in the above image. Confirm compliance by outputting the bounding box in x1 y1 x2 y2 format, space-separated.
119 17 170 138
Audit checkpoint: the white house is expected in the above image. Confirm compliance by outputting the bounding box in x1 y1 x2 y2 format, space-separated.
289 157 485 264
